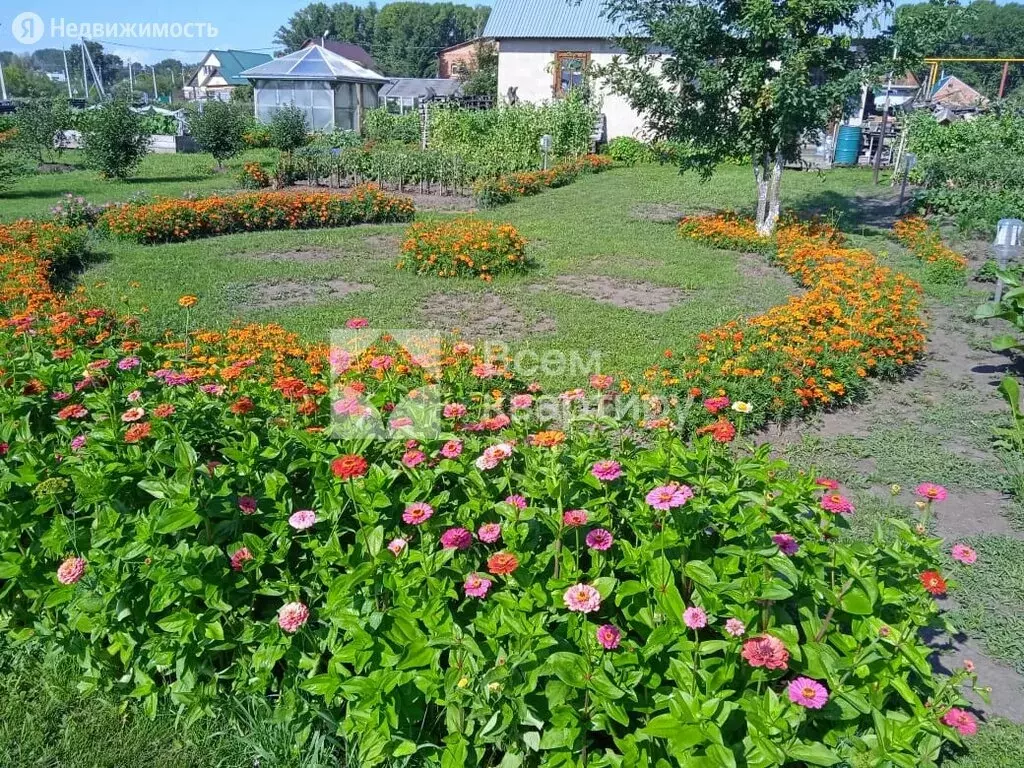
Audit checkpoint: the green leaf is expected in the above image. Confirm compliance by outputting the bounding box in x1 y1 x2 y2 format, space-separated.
154 505 201 534
301 673 342 699
547 652 588 688
684 560 718 586
991 334 1021 352
840 587 874 615
787 742 840 766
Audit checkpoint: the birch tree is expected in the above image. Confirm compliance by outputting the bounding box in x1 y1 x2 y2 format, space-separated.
601 0 949 235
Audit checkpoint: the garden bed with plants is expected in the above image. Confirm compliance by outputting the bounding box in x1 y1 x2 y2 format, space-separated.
0 175 989 766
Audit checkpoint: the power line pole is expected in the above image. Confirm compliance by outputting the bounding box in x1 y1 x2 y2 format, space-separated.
81 44 89 99
151 66 158 100
127 58 134 94
0 58 7 101
62 48 73 98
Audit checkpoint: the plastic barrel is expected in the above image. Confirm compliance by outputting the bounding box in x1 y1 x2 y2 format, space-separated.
833 125 863 166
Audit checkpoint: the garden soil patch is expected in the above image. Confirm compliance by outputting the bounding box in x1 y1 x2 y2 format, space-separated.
538 275 689 313
239 279 374 310
419 292 556 341
630 203 689 224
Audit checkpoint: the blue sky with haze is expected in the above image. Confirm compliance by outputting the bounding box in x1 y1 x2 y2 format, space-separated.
2 0 499 64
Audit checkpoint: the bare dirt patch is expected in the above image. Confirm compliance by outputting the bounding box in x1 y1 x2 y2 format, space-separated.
738 252 798 288
630 203 689 224
419 292 556 340
239 279 374 310
535 275 689 313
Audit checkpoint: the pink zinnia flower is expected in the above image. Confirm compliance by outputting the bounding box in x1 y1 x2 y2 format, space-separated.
772 533 799 556
591 460 623 482
585 528 614 551
703 395 730 414
742 635 789 670
403 502 434 525
596 624 621 650
725 618 746 637
402 449 426 468
70 435 87 452
788 677 829 709
464 573 492 598
440 527 473 550
683 606 708 630
563 509 589 527
646 483 694 511
238 496 258 515
941 707 978 736
951 543 977 565
289 509 317 530
510 394 533 410
821 493 855 516
563 583 601 613
916 483 948 502
478 523 502 543
387 538 407 556
441 439 463 459
475 443 513 471
328 348 351 375
505 494 527 509
590 373 615 391
390 416 414 430
346 317 369 329
200 384 225 396
126 389 142 402
121 407 145 423
443 402 468 419
815 477 840 490
277 601 309 633
230 547 253 571
118 357 141 371
57 556 86 585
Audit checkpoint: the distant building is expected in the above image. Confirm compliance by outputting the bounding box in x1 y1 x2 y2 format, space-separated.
185 49 273 101
379 78 464 112
438 38 491 79
299 38 379 73
483 0 647 139
931 74 989 110
46 71 67 84
241 44 387 131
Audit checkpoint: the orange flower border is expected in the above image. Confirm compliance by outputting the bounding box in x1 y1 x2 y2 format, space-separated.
473 155 614 208
397 218 528 281
893 216 968 278
644 214 927 425
97 183 415 245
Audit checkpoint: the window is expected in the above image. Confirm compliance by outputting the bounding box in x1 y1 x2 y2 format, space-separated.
554 52 590 96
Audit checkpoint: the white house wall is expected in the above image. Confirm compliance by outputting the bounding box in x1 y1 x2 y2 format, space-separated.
496 38 649 140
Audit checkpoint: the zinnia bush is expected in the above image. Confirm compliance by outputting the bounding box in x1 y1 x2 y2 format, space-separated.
96 183 414 244
397 218 528 280
0 211 982 766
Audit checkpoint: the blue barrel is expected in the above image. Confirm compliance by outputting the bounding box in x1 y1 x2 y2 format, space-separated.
834 125 863 166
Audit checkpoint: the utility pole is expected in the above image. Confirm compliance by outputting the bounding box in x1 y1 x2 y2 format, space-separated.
62 47 73 98
151 66 158 100
0 58 7 101
872 46 898 185
81 44 89 99
127 58 134 94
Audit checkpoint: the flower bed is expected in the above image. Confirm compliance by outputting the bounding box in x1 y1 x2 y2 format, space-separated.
474 155 614 208
397 218 528 280
0 209 980 765
893 216 968 284
96 183 414 244
648 214 926 427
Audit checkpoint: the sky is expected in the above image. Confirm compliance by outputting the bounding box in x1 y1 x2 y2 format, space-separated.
1 0 496 65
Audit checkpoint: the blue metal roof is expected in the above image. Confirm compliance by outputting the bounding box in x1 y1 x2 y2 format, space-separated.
483 0 626 39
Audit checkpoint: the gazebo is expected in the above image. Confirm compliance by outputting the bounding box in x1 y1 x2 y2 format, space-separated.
241 45 387 132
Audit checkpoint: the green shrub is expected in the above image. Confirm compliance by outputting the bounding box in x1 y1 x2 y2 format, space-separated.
186 102 248 168
268 106 310 153
12 99 75 164
80 101 152 180
605 136 654 165
363 108 421 145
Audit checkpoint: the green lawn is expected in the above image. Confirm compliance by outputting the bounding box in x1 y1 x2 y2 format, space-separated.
74 162 882 389
1 149 277 222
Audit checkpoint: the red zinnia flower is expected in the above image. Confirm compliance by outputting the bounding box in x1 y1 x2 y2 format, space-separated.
124 422 152 443
230 396 255 415
487 552 519 575
331 454 368 480
697 417 736 443
919 570 947 596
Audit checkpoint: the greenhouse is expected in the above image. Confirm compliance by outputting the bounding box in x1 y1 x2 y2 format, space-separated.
241 45 387 132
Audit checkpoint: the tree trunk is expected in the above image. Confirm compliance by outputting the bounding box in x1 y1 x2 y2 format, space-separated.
755 152 784 237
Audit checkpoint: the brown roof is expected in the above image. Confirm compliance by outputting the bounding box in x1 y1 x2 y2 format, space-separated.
300 39 378 72
438 37 492 55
